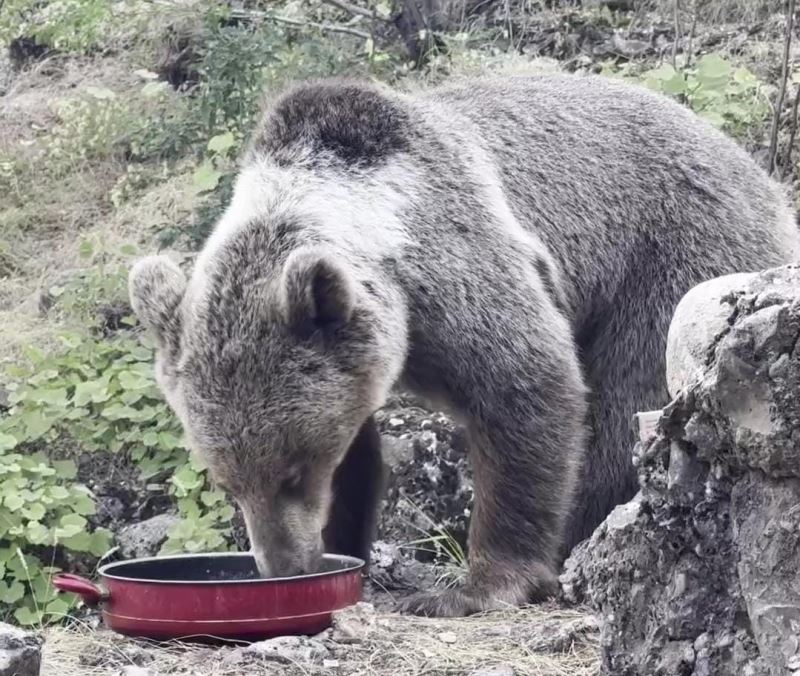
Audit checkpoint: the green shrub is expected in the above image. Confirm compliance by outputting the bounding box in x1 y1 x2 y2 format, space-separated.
0 0 114 53
173 13 397 248
43 77 190 175
603 54 772 139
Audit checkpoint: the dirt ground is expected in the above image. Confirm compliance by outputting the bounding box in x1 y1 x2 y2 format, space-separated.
41 601 600 676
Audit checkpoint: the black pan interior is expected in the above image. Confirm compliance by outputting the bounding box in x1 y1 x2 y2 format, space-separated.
102 554 356 583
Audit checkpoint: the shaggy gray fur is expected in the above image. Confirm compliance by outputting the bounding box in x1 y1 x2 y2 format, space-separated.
130 74 799 618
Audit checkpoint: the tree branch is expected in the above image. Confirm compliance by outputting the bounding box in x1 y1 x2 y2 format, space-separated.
672 0 681 69
319 0 391 22
767 0 796 176
229 8 372 40
685 0 698 69
783 83 800 175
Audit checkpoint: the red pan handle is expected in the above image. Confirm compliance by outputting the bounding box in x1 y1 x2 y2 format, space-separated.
52 573 108 607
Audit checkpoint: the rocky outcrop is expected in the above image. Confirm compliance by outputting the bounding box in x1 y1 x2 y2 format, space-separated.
561 264 800 676
366 395 472 601
375 395 473 550
0 623 42 676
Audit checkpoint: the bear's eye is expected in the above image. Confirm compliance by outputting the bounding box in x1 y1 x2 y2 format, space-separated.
280 467 306 496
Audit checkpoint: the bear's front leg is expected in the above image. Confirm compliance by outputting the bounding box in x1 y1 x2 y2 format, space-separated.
399 306 588 617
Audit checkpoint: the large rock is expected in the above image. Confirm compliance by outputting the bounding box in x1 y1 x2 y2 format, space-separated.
0 623 42 676
665 271 758 398
562 264 800 676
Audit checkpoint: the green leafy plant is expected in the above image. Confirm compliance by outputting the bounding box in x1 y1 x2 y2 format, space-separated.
603 54 772 138
0 0 114 53
1 262 235 624
43 76 189 177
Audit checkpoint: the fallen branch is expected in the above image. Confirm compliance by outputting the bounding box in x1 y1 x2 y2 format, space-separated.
767 0 796 176
320 0 391 21
229 8 371 40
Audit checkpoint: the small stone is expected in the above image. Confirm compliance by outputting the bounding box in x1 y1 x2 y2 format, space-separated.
419 431 438 452
380 434 414 467
603 497 641 532
244 635 329 664
437 631 457 644
468 666 516 676
331 602 377 643
0 622 42 676
322 659 340 668
371 541 400 569
388 417 405 429
116 513 179 559
769 354 790 379
787 654 800 670
118 668 157 676
694 633 710 652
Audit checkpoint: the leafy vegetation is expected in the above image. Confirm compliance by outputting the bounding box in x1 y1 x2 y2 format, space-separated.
0 0 115 53
603 53 772 139
0 259 234 624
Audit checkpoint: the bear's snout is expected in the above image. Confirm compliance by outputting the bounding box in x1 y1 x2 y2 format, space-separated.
241 502 326 579
252 540 324 579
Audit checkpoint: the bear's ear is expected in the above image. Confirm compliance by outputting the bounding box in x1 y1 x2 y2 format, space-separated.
129 255 187 347
280 249 355 333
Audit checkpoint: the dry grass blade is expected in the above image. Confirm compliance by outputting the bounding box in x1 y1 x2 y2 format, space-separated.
42 605 600 676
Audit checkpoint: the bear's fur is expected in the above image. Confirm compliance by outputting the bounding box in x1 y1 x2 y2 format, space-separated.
129 74 800 617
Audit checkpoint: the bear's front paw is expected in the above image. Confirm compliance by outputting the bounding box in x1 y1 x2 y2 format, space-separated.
397 588 486 617
397 570 559 617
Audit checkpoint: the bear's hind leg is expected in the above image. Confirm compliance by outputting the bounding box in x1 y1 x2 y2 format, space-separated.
563 277 674 555
322 415 385 565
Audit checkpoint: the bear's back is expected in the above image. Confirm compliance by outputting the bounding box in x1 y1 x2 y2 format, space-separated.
413 74 797 313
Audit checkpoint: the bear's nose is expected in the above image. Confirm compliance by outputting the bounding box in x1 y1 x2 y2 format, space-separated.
253 549 316 578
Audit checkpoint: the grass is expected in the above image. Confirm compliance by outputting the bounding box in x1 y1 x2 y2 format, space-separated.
0 45 197 361
42 604 600 676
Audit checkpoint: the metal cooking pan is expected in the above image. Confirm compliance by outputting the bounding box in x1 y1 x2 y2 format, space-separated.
52 552 364 642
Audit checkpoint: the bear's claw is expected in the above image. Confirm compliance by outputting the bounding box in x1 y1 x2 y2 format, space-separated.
397 588 487 617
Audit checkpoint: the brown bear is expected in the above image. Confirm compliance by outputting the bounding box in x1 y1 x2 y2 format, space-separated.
129 74 799 617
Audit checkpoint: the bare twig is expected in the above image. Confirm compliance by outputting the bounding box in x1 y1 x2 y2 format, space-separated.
672 0 681 69
229 8 371 39
783 83 800 175
685 0 698 69
320 0 391 21
767 0 796 177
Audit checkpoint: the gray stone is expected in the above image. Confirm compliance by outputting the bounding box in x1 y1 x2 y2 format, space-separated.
244 635 329 664
467 666 516 676
116 513 179 559
562 265 800 676
330 602 378 644
0 623 42 676
380 434 414 467
665 272 755 398
118 668 158 676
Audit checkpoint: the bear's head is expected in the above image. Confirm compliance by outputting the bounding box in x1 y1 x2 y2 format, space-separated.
128 244 391 577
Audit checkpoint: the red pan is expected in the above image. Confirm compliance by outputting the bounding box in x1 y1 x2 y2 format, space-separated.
52 552 364 642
